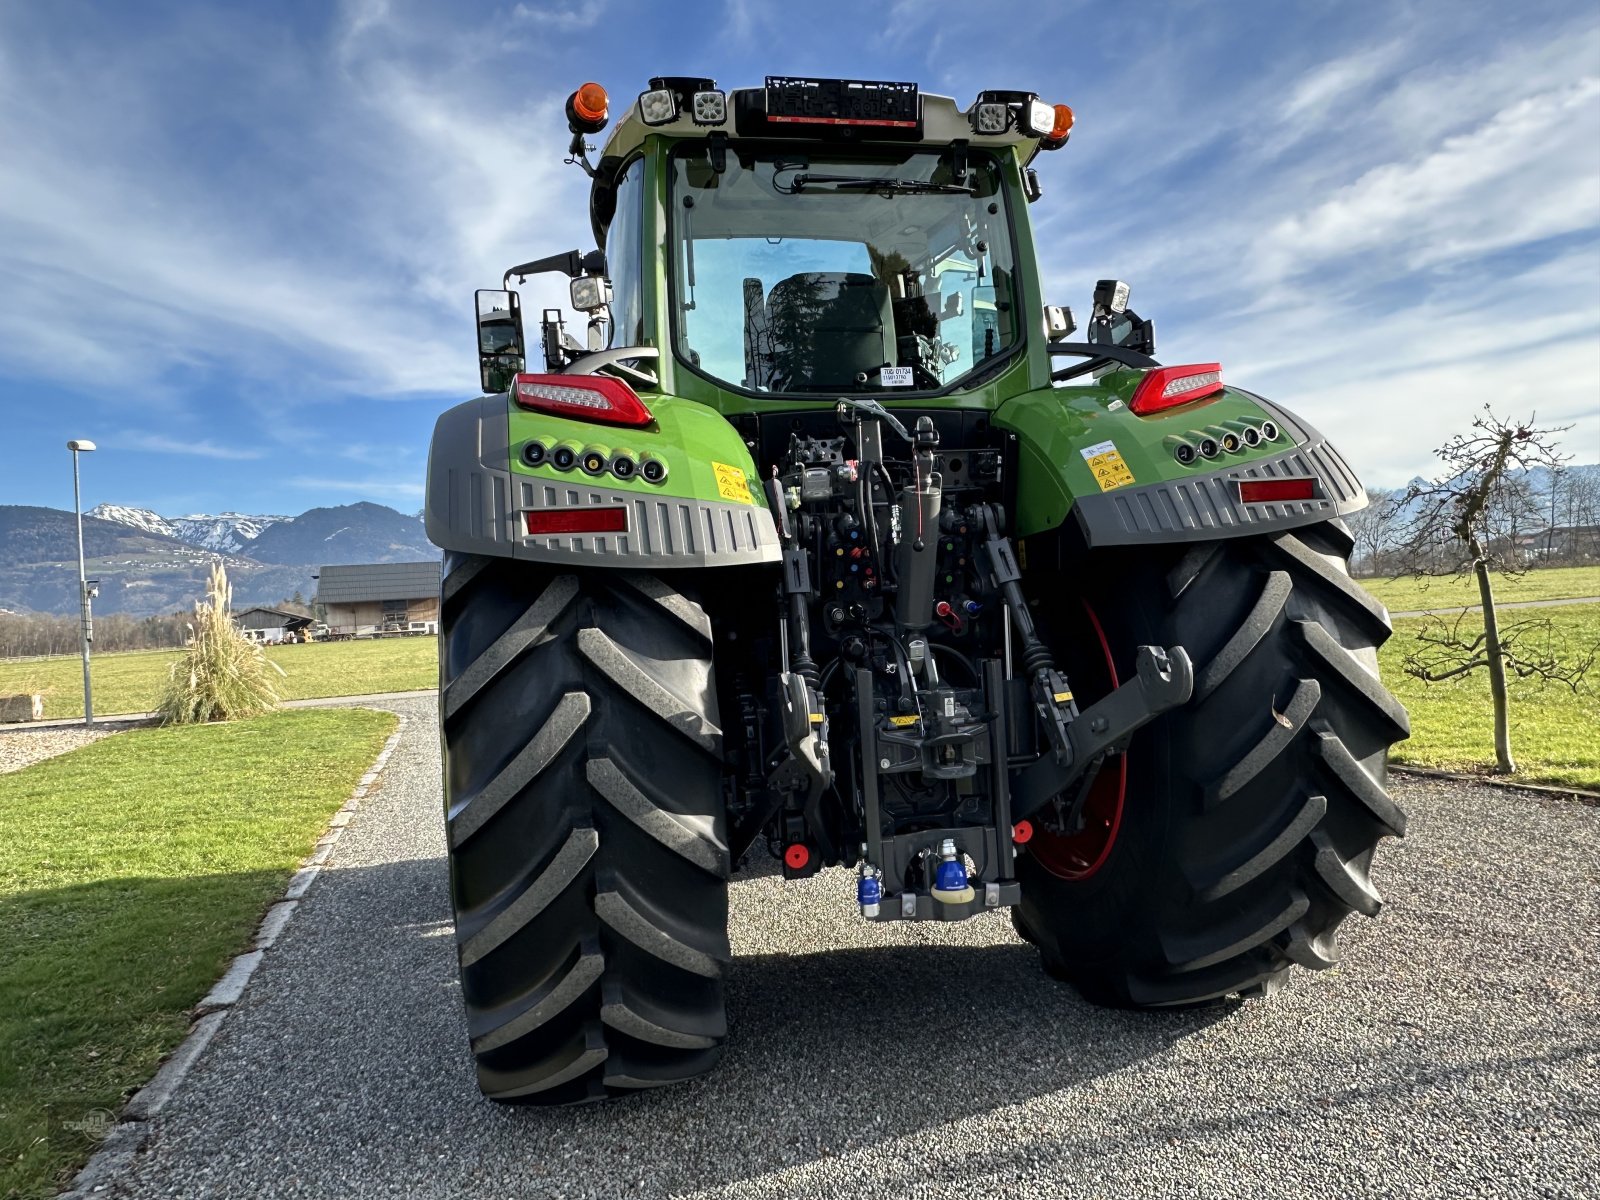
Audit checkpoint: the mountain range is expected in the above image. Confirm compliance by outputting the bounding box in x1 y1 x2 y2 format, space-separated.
0 501 437 617
86 505 288 554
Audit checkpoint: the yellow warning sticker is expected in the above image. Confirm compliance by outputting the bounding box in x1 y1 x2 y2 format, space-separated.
712 461 753 504
1080 440 1136 492
888 714 920 727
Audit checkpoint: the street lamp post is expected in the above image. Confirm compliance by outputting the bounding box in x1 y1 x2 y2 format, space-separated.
67 439 97 725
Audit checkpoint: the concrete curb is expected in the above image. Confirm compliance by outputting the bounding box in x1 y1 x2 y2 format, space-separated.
60 710 409 1198
1390 763 1599 803
23 688 436 730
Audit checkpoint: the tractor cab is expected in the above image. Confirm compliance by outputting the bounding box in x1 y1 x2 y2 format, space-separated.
472 76 1078 401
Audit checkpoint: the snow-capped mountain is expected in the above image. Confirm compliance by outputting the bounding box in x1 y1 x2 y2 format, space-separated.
86 504 289 554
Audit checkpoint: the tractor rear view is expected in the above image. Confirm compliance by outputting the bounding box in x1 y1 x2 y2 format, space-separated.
426 76 1409 1103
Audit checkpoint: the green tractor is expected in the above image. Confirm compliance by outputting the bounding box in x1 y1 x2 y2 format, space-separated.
426 76 1409 1104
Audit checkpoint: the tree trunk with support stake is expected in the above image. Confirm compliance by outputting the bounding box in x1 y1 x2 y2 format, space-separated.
1469 537 1515 774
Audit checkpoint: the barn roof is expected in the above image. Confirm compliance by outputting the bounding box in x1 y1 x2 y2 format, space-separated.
316 561 441 604
232 606 313 627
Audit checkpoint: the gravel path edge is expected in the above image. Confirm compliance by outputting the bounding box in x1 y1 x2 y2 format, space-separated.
58 709 409 1199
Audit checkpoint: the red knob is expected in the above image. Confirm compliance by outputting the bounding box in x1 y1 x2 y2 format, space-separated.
784 843 810 869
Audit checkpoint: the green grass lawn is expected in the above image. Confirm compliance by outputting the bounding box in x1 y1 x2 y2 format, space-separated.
0 707 397 1199
1361 564 1600 613
1380 602 1600 791
0 637 437 720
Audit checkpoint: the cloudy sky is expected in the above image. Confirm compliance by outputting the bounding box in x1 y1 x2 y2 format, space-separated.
2 0 1596 518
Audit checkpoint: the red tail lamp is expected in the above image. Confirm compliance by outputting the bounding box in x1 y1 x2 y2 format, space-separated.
1129 363 1225 415
1237 478 1318 505
512 374 653 428
1126 364 1222 416
524 507 628 536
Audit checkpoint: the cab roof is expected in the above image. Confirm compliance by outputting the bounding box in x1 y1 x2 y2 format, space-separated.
597 80 1057 164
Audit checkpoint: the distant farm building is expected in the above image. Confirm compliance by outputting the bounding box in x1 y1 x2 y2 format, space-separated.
232 606 314 645
316 561 441 638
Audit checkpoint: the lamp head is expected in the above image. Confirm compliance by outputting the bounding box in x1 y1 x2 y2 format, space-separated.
67 439 97 452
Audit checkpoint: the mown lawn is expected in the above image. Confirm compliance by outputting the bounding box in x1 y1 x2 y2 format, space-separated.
1361 564 1600 613
1379 602 1600 791
0 707 398 1199
0 637 437 719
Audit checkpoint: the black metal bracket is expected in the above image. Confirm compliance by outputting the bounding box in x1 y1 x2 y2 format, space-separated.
1047 341 1160 383
1011 644 1194 821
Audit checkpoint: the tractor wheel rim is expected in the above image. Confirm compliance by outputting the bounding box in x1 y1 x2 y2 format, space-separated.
1029 599 1127 882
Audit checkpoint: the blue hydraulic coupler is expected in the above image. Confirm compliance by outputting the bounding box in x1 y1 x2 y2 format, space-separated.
931 837 975 905
857 864 882 918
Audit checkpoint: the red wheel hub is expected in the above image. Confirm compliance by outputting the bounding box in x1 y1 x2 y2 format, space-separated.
1029 600 1128 881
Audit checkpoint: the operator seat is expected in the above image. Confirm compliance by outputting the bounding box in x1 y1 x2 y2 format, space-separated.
764 271 894 389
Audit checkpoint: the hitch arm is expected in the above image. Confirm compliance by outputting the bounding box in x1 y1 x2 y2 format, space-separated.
1010 644 1194 822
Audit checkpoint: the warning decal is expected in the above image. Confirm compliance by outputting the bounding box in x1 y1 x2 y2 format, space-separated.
1079 440 1136 492
712 461 753 504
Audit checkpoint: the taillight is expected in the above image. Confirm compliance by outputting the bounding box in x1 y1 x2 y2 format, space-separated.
1129 363 1225 415
524 506 628 535
512 374 653 428
1238 478 1318 505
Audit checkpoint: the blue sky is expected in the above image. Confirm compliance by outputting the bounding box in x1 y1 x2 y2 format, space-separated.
2 0 1596 518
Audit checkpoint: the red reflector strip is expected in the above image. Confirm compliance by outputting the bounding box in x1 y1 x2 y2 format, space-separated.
524 507 628 535
1238 478 1317 504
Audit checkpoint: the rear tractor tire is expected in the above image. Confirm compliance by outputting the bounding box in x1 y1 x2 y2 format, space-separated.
1017 522 1409 1007
438 553 731 1103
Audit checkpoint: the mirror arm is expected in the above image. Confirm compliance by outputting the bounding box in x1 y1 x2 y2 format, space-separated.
503 250 583 288
502 249 609 288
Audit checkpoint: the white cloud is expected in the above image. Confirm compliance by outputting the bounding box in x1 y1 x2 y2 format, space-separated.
1256 78 1600 285
0 3 593 405
113 432 267 460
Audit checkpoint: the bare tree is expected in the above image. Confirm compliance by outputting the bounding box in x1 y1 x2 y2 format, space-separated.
1393 407 1582 774
1347 487 1402 576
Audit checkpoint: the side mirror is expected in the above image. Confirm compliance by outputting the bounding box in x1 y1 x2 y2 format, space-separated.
476 289 525 394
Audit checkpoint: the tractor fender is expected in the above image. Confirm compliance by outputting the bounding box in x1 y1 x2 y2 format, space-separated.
425 393 781 568
997 387 1369 548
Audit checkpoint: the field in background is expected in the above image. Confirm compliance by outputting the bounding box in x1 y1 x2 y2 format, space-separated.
0 707 397 1199
1379 603 1600 790
3 570 1596 788
1361 565 1600 613
0 638 437 719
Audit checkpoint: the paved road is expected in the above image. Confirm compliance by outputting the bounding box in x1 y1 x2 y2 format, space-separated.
1388 595 1600 619
107 696 1599 1199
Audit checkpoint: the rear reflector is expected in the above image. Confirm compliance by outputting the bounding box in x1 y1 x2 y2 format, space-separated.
1238 478 1317 505
512 373 653 428
524 507 628 535
1129 363 1225 415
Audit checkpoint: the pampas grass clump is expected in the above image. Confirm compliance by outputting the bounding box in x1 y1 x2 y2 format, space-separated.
158 563 285 724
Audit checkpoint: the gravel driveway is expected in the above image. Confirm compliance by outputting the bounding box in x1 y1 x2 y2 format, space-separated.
103 696 1599 1199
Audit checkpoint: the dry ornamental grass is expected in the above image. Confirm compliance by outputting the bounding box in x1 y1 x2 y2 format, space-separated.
156 563 285 725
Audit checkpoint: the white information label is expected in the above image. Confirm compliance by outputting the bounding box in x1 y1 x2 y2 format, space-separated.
880 366 914 388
